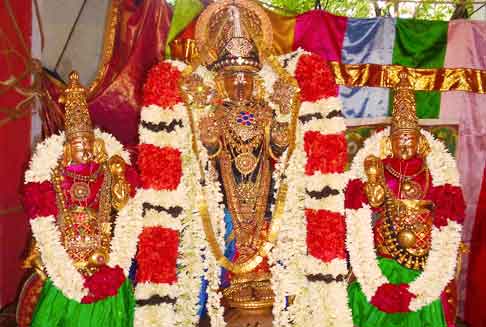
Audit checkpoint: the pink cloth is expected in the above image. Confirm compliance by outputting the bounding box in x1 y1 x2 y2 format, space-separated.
293 10 347 61
440 19 486 318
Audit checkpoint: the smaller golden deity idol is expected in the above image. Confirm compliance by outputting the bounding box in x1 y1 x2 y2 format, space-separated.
347 70 465 327
364 75 432 270
52 72 131 275
19 71 136 327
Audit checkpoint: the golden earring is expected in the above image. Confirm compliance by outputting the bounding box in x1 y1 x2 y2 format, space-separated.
417 134 431 157
62 144 72 167
93 138 108 163
380 136 393 159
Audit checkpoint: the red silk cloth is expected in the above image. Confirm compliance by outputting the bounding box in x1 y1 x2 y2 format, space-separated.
0 0 32 308
88 0 171 147
465 164 486 327
41 0 172 148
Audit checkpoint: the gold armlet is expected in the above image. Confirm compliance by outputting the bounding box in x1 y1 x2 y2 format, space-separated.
109 155 130 210
207 139 222 160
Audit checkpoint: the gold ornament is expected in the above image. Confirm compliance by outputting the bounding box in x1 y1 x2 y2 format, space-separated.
59 71 93 140
397 229 416 249
109 155 130 211
391 70 419 135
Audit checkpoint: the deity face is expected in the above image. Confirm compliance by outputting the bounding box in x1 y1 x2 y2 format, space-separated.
391 129 419 161
223 71 254 102
68 132 95 164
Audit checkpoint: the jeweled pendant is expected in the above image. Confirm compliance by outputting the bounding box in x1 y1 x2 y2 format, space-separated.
70 181 90 201
402 180 423 199
235 152 258 175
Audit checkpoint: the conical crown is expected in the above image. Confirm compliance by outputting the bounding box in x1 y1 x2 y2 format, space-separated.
60 71 93 140
195 0 273 72
391 70 418 134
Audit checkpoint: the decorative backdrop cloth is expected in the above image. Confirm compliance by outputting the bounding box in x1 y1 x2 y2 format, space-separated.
440 20 486 322
0 0 31 308
465 164 486 327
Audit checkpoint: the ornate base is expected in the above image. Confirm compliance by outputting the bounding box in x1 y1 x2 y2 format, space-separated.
225 307 273 327
199 307 273 327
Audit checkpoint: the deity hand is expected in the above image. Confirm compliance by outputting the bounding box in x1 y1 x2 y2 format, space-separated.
23 241 46 280
109 155 130 211
199 115 220 149
364 155 386 207
270 122 289 149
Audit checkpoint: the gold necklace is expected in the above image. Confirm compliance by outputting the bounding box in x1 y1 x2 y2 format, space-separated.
52 162 113 273
385 163 429 199
180 56 301 274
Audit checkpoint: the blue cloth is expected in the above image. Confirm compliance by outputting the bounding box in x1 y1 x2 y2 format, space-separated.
221 208 236 288
197 277 209 317
340 18 396 118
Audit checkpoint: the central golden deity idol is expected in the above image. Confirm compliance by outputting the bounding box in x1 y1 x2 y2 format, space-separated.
192 2 289 314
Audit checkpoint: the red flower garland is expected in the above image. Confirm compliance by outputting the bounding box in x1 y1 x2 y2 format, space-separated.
81 265 126 304
344 179 367 210
430 184 466 228
136 227 179 284
370 283 415 313
125 165 141 197
304 131 347 175
295 53 338 102
143 62 182 108
138 144 182 190
306 209 346 262
22 181 58 219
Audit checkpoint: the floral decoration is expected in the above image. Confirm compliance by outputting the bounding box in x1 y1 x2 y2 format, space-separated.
138 144 182 190
23 181 58 219
304 132 347 175
136 227 179 284
429 184 466 227
305 209 346 262
129 49 352 326
82 265 126 304
345 128 464 313
370 283 415 313
294 53 338 102
24 130 132 302
143 62 183 108
344 179 367 210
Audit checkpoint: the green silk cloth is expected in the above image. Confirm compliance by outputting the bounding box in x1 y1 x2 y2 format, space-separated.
348 257 446 327
165 0 204 58
31 278 134 327
392 19 449 119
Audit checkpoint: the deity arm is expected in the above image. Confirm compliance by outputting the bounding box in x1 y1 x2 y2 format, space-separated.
109 155 131 211
363 155 386 208
22 240 47 280
199 113 222 157
269 121 289 158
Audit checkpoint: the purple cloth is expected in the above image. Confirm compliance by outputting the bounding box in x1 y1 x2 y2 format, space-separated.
440 19 486 318
293 10 347 61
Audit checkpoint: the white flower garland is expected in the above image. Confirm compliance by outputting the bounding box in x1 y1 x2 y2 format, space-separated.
133 97 207 326
25 129 129 183
31 216 88 301
25 130 130 302
133 50 351 326
346 128 463 311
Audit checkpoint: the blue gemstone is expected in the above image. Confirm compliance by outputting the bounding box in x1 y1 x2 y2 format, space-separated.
243 115 248 120
237 119 242 123
240 111 245 115
249 113 254 117
246 122 251 126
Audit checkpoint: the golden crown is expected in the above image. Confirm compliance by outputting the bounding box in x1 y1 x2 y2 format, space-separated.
59 71 93 140
195 0 273 72
391 70 419 134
